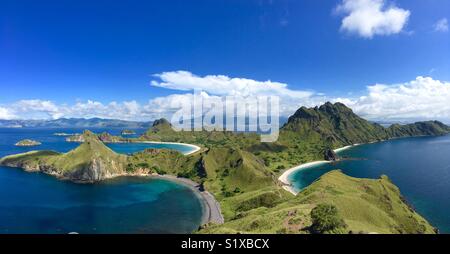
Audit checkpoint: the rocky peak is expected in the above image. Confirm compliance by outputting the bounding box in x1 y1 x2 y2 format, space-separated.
319 102 353 116
152 118 171 127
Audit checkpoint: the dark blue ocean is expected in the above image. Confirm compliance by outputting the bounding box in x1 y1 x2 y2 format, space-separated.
288 135 450 233
0 128 203 234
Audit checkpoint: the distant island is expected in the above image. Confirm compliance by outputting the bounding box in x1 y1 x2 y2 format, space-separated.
121 130 136 135
54 132 80 136
2 102 449 234
15 139 41 147
0 118 153 128
65 132 125 143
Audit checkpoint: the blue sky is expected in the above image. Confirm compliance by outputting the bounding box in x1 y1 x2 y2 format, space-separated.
0 0 449 121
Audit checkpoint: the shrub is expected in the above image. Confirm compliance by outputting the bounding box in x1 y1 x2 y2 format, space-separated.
310 203 347 234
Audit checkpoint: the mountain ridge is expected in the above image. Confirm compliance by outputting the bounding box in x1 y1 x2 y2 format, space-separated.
281 102 450 149
0 118 153 128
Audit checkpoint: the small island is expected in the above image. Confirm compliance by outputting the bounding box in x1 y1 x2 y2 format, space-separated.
54 132 79 136
15 139 41 147
65 134 85 142
121 129 136 135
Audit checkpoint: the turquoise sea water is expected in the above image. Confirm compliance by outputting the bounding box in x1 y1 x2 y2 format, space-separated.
0 128 203 234
288 135 450 233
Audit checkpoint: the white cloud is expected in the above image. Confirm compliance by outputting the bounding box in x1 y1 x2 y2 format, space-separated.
336 0 410 38
434 18 448 32
152 71 330 117
10 100 61 120
0 107 15 120
0 70 324 121
151 71 313 99
0 100 165 121
336 77 450 122
2 73 450 124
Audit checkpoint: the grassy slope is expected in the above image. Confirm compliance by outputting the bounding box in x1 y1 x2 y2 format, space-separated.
200 148 275 203
47 131 127 174
200 171 436 234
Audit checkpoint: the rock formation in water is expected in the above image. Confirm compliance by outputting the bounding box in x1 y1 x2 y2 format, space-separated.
324 148 338 161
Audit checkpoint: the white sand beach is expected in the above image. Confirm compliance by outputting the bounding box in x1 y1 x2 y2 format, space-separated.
278 161 330 195
140 141 201 155
278 144 360 195
334 143 360 153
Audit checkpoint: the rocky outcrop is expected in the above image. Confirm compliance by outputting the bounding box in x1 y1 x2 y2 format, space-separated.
152 118 171 127
324 148 338 161
64 158 114 182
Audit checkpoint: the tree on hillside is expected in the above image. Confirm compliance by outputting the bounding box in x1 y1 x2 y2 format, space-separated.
310 203 347 234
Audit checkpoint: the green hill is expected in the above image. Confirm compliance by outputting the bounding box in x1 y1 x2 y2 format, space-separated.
281 102 388 147
200 147 274 195
280 102 449 148
387 121 450 137
200 170 436 234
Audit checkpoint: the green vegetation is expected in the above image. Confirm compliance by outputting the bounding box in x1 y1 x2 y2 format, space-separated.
387 121 450 137
310 203 347 234
1 102 447 234
200 171 436 234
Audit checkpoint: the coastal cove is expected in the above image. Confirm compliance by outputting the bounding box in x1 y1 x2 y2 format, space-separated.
0 128 213 233
279 135 450 233
106 141 200 156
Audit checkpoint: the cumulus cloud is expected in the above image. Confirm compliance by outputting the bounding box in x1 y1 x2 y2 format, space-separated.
336 77 450 122
0 107 15 120
148 71 327 118
151 71 313 99
434 18 448 32
2 73 450 124
0 71 324 121
11 100 62 119
336 0 410 38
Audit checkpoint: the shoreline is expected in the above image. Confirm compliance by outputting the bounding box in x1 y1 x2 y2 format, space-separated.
278 144 361 195
333 143 360 153
97 172 223 226
278 161 330 195
67 139 201 156
155 175 224 226
138 141 201 155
